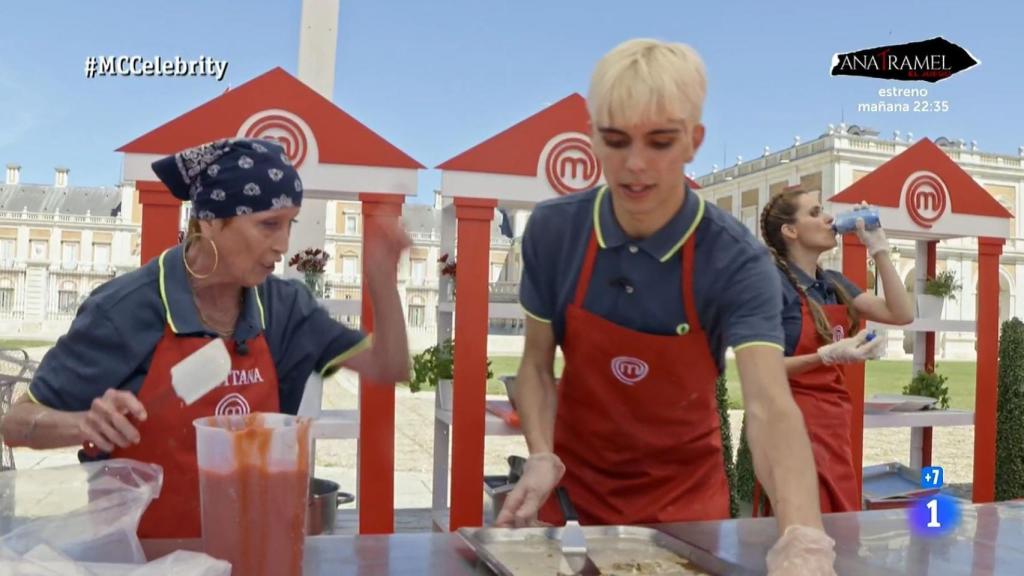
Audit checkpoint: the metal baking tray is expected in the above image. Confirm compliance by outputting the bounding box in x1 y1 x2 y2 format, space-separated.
862 462 940 502
459 525 754 575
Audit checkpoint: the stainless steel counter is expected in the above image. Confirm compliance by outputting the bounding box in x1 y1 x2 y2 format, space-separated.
143 534 482 575
143 502 1024 575
661 501 1024 575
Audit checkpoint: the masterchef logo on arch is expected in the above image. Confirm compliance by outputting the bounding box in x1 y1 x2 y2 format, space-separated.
237 109 315 170
538 132 603 196
902 170 948 229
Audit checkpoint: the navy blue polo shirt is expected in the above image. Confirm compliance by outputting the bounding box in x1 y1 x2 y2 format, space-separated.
779 266 863 355
519 185 785 373
29 244 369 415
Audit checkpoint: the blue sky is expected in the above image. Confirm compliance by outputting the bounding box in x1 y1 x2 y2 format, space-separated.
1 0 1020 204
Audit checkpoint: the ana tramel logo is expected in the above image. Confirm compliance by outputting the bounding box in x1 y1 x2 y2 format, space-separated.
903 171 948 229
241 111 309 169
542 134 602 195
611 356 649 385
830 37 979 83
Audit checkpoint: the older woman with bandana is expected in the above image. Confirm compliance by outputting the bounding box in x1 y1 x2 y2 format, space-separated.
0 138 411 538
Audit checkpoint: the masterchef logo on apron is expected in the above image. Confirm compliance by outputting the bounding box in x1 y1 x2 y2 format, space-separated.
611 356 649 385
215 393 252 416
832 325 845 343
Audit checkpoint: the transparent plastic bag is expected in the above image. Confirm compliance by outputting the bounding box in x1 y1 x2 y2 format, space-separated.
0 458 162 564
0 543 230 575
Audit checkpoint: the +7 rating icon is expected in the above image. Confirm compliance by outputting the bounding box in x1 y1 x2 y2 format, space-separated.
921 466 944 488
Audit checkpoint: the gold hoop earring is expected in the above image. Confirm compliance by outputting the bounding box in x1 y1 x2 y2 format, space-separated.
183 233 219 279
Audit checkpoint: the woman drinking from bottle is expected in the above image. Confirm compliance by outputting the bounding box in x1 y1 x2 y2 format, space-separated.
755 190 914 514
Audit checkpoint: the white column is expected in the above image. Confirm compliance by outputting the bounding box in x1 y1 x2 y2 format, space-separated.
113 231 132 270
823 160 838 200
49 228 60 265
437 201 456 344
513 209 529 238
24 263 47 322
16 226 29 262
82 230 93 269
962 256 976 322
326 200 337 234
120 184 135 224
913 240 928 375
908 240 930 468
288 0 340 280
1014 263 1024 320
297 0 339 96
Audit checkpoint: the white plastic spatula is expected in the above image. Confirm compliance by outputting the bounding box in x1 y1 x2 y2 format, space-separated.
82 338 233 457
170 337 232 405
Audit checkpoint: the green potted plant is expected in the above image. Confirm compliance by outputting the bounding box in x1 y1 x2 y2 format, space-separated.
902 370 950 409
408 338 493 410
918 270 961 320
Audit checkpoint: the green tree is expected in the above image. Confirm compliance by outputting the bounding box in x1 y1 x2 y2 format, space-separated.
735 416 756 511
716 375 739 518
996 317 1024 500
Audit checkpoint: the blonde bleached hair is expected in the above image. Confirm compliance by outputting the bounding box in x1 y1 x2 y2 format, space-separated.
588 38 707 129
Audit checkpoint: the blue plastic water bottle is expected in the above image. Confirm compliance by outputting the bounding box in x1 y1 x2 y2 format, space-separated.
832 206 881 234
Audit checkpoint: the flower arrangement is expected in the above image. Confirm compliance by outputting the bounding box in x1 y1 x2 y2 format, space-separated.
289 248 330 297
289 248 330 274
438 253 456 279
439 253 457 298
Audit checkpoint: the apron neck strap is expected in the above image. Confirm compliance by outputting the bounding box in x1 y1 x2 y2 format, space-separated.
681 240 702 333
572 232 601 307
572 230 704 335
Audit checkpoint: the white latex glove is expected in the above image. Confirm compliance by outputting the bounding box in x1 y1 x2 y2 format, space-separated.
817 331 885 365
494 452 565 528
766 525 837 576
854 205 890 257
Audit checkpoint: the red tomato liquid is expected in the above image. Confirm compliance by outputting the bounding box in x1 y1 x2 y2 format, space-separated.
199 414 310 576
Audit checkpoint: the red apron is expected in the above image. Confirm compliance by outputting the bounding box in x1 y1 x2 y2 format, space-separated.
539 232 730 525
752 294 859 515
112 326 280 538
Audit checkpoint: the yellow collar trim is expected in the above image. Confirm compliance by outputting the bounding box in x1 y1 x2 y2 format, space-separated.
254 287 266 329
157 250 179 334
660 194 705 263
592 184 609 248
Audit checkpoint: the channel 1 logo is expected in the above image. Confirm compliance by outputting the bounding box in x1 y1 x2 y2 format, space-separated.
908 466 962 537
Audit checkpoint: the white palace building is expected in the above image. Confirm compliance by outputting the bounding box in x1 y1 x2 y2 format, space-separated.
0 163 523 350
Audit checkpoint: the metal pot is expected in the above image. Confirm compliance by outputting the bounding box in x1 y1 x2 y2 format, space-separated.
307 477 354 535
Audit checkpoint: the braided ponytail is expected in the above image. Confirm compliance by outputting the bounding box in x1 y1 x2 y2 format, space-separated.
760 189 852 345
821 265 862 337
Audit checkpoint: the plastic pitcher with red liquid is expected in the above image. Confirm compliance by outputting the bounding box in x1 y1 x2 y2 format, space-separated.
194 413 311 576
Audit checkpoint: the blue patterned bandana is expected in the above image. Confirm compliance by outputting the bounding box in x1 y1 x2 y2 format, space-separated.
151 138 303 220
